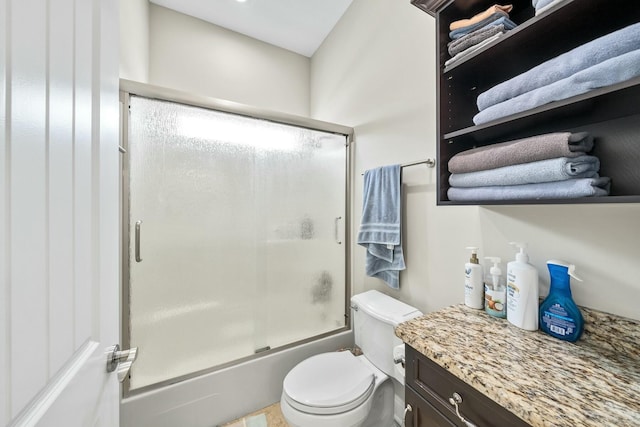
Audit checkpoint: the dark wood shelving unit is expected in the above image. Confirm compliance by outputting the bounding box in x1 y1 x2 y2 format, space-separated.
428 0 640 205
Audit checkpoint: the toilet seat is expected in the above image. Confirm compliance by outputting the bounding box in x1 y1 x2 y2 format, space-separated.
282 351 376 415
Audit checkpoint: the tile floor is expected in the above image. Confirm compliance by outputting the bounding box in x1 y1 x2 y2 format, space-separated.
221 402 289 427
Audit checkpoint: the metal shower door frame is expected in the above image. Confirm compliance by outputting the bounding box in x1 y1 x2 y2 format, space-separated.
118 79 354 397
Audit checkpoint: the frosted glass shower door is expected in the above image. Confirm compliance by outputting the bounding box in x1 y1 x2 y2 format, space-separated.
126 95 347 390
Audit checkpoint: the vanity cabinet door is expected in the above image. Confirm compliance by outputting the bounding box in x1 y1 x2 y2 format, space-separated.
405 345 531 427
405 387 460 427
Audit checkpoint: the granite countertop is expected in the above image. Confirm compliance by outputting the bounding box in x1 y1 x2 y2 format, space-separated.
395 304 640 427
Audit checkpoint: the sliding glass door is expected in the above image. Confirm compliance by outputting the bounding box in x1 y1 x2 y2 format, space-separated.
125 95 348 391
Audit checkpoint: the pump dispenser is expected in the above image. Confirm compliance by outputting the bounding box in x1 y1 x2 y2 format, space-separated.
484 257 506 318
506 242 539 331
464 247 484 309
539 260 584 342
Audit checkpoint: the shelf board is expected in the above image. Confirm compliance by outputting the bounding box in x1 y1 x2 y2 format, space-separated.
410 0 449 17
437 195 640 206
442 76 640 142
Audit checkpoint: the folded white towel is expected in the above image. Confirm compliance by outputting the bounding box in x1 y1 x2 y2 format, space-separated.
535 0 568 15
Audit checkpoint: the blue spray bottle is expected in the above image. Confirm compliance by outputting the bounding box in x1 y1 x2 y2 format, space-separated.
539 260 584 342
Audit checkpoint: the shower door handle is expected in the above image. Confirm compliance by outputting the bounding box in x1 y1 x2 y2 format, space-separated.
106 344 138 383
135 220 143 262
334 217 342 245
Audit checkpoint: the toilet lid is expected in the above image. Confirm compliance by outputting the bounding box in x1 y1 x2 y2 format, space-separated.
283 351 375 415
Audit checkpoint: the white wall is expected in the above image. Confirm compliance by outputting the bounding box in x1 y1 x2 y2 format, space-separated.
311 0 640 321
147 4 311 116
120 0 149 82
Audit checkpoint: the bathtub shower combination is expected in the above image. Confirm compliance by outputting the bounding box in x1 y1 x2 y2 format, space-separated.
121 84 351 395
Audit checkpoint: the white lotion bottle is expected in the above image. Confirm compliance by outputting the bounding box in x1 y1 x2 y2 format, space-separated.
464 247 484 309
506 242 539 330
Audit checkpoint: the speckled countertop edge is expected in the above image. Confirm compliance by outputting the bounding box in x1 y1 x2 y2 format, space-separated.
395 304 640 427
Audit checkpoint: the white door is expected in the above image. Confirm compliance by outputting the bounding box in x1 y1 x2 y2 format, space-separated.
1 0 120 426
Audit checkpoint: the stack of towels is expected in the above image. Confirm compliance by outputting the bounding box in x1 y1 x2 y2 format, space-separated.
447 132 611 201
473 22 640 125
446 4 517 67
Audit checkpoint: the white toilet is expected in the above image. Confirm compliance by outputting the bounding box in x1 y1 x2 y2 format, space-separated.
281 290 423 427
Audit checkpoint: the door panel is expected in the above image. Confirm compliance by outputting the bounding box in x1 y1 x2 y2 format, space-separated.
48 0 75 376
10 0 49 410
0 0 7 422
1 0 120 425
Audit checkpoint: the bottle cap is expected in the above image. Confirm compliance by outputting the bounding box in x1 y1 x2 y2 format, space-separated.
466 246 479 264
485 257 502 276
510 242 529 263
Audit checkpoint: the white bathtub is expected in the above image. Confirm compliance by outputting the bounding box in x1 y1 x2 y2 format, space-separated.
120 330 353 427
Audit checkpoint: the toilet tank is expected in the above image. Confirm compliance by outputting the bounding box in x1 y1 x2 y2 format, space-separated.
351 290 422 378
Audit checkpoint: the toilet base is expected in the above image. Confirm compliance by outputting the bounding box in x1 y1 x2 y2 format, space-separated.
360 379 394 427
280 379 394 427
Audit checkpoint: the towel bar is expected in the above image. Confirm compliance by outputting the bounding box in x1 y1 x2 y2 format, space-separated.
361 158 435 175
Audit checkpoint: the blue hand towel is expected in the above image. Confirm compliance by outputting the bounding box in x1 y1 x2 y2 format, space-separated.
449 156 600 187
473 48 640 125
477 22 640 111
357 165 405 289
447 177 611 201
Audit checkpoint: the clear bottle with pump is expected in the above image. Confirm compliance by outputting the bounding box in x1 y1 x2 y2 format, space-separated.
484 257 506 318
539 260 584 342
464 247 484 309
506 242 539 331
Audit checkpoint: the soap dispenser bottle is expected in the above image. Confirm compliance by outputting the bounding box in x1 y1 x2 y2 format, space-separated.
464 247 484 309
484 257 506 318
506 242 539 331
539 260 584 342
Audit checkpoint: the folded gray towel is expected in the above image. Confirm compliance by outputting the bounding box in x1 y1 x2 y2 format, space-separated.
445 33 503 67
449 156 600 187
448 24 505 57
448 132 593 174
357 165 405 289
477 22 640 111
447 177 611 201
473 48 640 125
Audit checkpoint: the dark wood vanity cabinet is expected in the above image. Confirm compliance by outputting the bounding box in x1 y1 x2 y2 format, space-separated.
411 0 640 205
404 345 531 427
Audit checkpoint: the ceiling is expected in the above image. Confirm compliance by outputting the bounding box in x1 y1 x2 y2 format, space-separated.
149 0 354 57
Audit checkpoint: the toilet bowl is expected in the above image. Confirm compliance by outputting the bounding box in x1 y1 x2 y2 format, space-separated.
280 290 422 427
280 351 394 427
